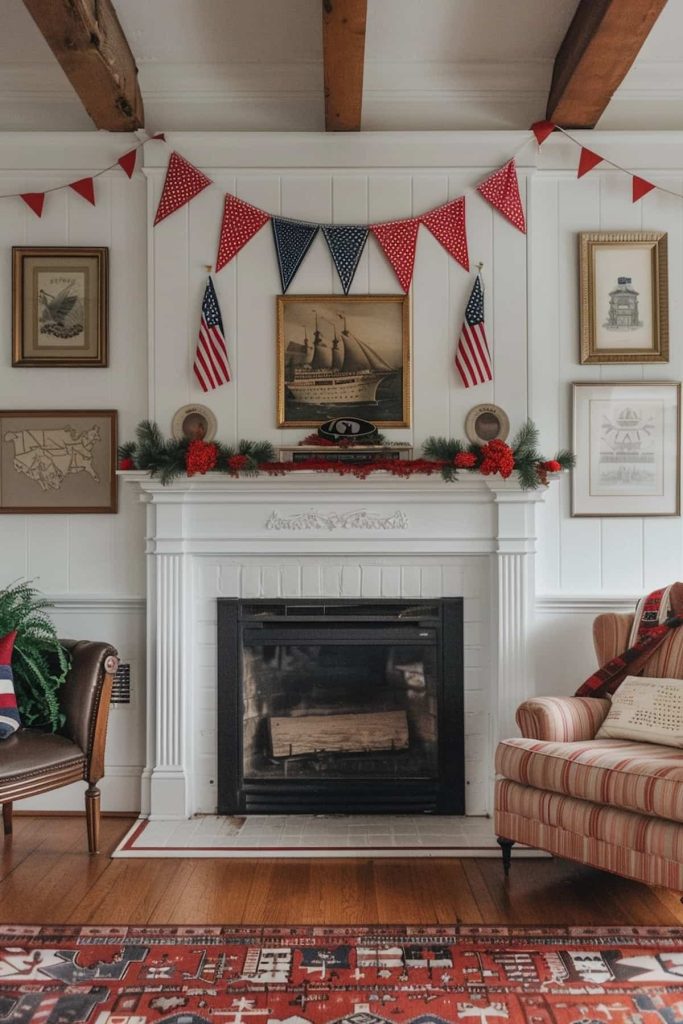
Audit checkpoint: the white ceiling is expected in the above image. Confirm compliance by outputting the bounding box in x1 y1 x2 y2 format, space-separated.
0 0 679 132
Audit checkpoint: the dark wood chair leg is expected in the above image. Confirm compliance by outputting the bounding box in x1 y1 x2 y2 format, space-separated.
85 784 100 854
497 837 515 876
2 802 12 836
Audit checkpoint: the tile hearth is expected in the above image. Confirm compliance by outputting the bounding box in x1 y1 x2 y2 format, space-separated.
113 814 543 859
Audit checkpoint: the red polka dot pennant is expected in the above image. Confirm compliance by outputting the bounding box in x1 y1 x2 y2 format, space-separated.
420 197 469 271
154 152 212 226
476 159 526 233
370 217 420 293
215 194 271 272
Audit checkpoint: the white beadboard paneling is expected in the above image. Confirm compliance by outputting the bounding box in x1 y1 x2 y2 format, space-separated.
600 519 644 594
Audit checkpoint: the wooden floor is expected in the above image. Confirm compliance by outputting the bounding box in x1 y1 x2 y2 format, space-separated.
0 815 681 926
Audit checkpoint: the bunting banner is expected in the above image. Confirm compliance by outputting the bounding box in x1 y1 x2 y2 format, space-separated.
117 149 137 179
321 225 369 294
476 159 526 233
216 194 271 272
577 147 603 178
272 218 320 293
154 152 212 226
370 217 420 293
530 119 556 146
69 177 96 206
420 197 469 271
20 193 45 218
633 175 656 203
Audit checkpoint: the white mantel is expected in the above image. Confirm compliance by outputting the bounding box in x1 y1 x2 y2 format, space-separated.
122 470 548 820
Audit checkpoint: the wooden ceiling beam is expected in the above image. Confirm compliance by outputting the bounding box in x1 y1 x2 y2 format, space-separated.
323 0 367 131
547 0 667 128
22 0 144 131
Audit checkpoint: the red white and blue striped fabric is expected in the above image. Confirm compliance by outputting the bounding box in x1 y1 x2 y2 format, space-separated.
193 276 231 392
455 273 492 388
0 631 20 738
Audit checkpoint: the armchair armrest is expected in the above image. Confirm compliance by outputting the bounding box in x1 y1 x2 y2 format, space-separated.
515 696 610 742
58 640 118 782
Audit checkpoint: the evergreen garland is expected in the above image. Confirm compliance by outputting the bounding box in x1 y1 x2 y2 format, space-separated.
0 580 69 730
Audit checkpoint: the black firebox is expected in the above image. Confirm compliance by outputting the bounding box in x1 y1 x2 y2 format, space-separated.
217 598 464 814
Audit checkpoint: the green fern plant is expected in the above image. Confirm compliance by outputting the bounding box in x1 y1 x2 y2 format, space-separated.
0 580 70 730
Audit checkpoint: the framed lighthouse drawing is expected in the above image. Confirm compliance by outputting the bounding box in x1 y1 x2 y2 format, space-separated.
572 382 680 517
276 295 411 428
579 232 668 364
12 247 109 367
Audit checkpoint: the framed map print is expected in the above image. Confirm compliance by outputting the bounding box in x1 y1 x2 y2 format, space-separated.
0 410 117 514
572 382 680 517
12 247 108 367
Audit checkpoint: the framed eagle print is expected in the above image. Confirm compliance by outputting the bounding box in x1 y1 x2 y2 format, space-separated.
12 246 109 367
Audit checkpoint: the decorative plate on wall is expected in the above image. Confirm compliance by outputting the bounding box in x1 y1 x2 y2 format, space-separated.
464 403 510 444
171 404 217 442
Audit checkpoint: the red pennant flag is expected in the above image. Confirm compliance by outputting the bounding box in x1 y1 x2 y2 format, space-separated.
370 218 420 293
530 120 556 146
152 132 166 141
20 193 45 218
117 148 137 178
69 177 96 205
632 175 656 203
577 148 603 178
420 197 469 271
216 194 271 271
476 159 526 233
154 152 212 225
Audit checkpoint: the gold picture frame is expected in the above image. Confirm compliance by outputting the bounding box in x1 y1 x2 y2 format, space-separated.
571 382 680 517
12 246 109 367
579 231 668 364
276 294 411 428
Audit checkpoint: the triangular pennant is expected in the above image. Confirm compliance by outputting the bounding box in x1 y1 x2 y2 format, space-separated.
633 175 656 203
420 197 469 271
20 193 45 218
321 225 369 293
577 147 603 178
530 120 556 146
117 148 137 178
152 132 166 141
271 218 319 292
69 177 95 206
476 159 526 233
216 194 271 272
370 218 420 292
154 151 212 225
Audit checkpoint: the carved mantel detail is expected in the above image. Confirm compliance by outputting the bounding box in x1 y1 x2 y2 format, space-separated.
266 508 409 531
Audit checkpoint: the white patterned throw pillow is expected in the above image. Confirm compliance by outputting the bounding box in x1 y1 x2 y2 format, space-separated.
596 675 683 747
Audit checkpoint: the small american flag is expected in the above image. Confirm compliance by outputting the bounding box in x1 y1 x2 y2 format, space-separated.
455 273 492 388
194 276 231 391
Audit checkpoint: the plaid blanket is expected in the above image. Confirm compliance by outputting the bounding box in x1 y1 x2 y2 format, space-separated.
575 584 683 698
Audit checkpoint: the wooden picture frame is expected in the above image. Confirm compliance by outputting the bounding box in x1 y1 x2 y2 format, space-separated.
0 410 117 514
12 246 109 367
572 382 680 517
276 294 411 428
579 231 668 364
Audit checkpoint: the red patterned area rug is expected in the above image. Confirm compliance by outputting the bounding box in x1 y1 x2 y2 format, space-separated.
1 924 683 1024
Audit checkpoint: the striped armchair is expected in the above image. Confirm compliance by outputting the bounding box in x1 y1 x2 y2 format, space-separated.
494 611 683 891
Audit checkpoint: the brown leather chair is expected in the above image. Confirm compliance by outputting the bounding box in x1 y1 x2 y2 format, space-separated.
0 640 118 854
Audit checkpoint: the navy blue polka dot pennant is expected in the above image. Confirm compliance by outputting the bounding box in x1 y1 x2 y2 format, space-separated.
271 217 319 293
321 225 369 294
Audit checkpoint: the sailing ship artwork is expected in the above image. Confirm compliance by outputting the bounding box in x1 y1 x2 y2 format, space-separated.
277 295 410 427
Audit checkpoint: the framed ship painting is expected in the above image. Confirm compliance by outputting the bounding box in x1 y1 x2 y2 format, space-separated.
276 295 411 428
12 246 109 367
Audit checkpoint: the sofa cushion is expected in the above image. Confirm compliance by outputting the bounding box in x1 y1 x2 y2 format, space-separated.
596 675 683 746
496 736 683 823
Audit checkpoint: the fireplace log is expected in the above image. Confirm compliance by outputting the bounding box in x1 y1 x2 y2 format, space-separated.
269 709 409 758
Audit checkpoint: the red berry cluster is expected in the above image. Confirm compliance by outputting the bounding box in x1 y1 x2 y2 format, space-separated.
227 454 249 472
185 440 218 476
453 451 478 469
118 457 135 471
479 439 515 479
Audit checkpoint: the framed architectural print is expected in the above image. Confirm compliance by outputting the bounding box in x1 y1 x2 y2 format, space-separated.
579 231 668 364
572 382 680 517
0 410 117 513
276 294 411 428
12 246 109 367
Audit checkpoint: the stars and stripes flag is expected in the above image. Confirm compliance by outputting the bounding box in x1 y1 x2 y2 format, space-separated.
455 272 492 388
194 276 231 391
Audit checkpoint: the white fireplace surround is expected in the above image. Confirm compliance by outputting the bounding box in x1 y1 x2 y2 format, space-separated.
122 471 547 821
